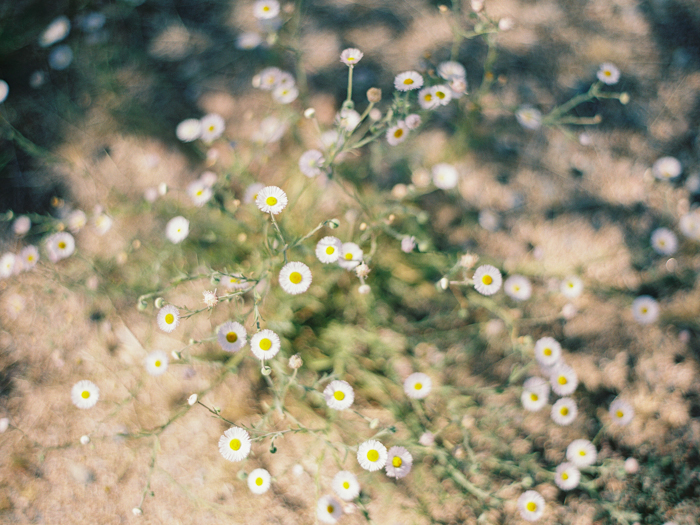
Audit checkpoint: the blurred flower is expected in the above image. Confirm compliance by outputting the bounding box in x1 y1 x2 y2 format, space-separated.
20 246 39 271
437 61 466 81
357 440 387 471
473 264 502 296
218 426 251 461
288 354 303 369
566 439 597 467
317 495 343 524
650 227 678 255
199 113 225 143
218 322 247 352
176 118 202 142
405 114 421 130
432 85 452 106
418 87 438 110
521 377 549 411
67 209 87 232
401 236 416 253
0 418 8 433
12 215 30 235
187 180 213 207
478 209 500 231
236 32 262 49
394 71 423 91
79 12 106 33
517 490 545 522
597 63 620 85
498 17 514 31
432 163 459 189
354 262 370 279
358 284 371 294
560 275 583 298
624 457 639 474
93 213 113 235
404 372 432 399
369 108 382 121
324 380 354 410
679 211 700 240
385 446 413 478
222 275 250 290
145 350 168 376
419 431 434 447
550 363 578 396
272 84 299 104
367 87 382 103
0 80 8 103
40 16 71 47
504 275 532 301
0 253 16 279
338 242 363 270
609 398 634 425
516 106 542 130
256 186 288 214
279 261 312 295
144 187 159 202
332 471 360 500
46 232 75 262
299 149 325 178
316 236 343 263
71 380 99 409
386 121 409 146
449 77 468 98
157 305 179 333
253 0 280 19
336 108 361 132
551 397 577 425
165 216 189 244
257 67 283 90
244 183 265 204
631 295 659 324
248 468 271 494
652 156 682 180
250 329 281 361
80 435 90 445
340 48 363 66
554 462 581 491
48 45 73 70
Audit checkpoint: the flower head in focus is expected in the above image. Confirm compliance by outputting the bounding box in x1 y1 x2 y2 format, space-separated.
340 48 363 66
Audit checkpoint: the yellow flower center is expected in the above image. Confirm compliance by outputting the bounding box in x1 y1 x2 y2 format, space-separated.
543 348 552 356
196 190 203 196
403 78 414 85
165 313 175 325
616 410 624 418
155 360 161 368
424 94 433 101
58 241 67 250
394 129 404 139
226 332 238 343
259 338 272 351
558 376 567 385
392 456 402 468
345 253 353 260
263 5 270 11
641 307 648 314
333 391 345 401
255 477 263 486
568 282 575 288
342 481 350 489
604 70 611 76
325 246 335 255
482 275 493 285
530 393 538 401
367 449 379 462
414 383 422 390
562 472 569 480
526 501 537 512
514 285 520 291
347 57 355 61
266 196 278 206
436 91 445 99
579 450 586 456
81 391 90 399
230 438 241 450
327 505 335 514
560 407 569 416
208 125 215 132
289 271 302 284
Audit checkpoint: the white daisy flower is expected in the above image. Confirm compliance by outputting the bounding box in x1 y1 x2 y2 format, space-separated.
555 462 581 490
566 439 597 468
218 426 252 462
257 67 283 90
0 80 8 104
597 63 620 85
0 253 16 278
551 397 577 426
560 275 583 298
299 149 325 178
338 242 363 270
650 227 678 255
253 0 280 19
276 71 295 89
217 321 247 352
340 48 363 66
504 275 532 301
550 363 578 396
431 163 459 190
405 114 421 130
176 118 202 142
394 71 424 91
236 32 262 50
534 337 562 367
317 495 343 524
386 121 409 146
357 440 387 471
46 232 75 262
279 261 312 295
332 471 360 501
418 87 438 110
255 186 288 215
244 183 265 204
272 84 299 104
157 305 179 333
39 16 71 48
320 130 343 151
67 209 87 232
20 246 39 271
385 446 412 478
432 85 452 106
516 106 542 130
652 156 682 180
221 274 251 290
473 265 502 296
517 490 545 522
449 77 468 98
187 179 213 207
610 398 634 425
71 380 99 409
632 295 659 325
48 45 73 70
324 380 354 410
316 236 343 264
199 113 225 143
200 170 217 187
404 372 432 399
679 211 700 240
165 216 189 244
93 213 113 235
145 350 169 376
437 61 466 81
250 329 281 361
336 108 362 132
12 215 30 236
521 377 549 412
247 468 271 494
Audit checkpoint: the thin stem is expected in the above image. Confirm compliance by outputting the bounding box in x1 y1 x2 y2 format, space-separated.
346 65 354 105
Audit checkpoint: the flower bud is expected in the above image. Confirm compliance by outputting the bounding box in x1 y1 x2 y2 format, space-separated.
358 284 371 294
80 435 90 445
619 92 630 105
369 418 379 429
154 297 165 308
261 365 272 376
188 394 198 406
132 508 143 516
303 108 316 119
366 87 382 103
328 218 340 229
439 277 449 290
288 354 303 369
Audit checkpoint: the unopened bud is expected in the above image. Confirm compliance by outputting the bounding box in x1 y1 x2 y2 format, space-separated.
624 457 639 474
288 354 303 369
471 0 484 12
157 182 168 196
261 365 272 376
498 17 514 31
439 277 449 290
132 507 143 516
154 297 165 308
328 218 340 229
188 394 198 406
369 108 382 121
80 435 90 445
619 92 630 105
137 299 147 311
366 87 382 103
304 108 316 119
252 75 261 88
359 222 367 231
521 475 533 488
269 445 277 454
358 284 371 294
369 418 379 429
171 351 181 360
